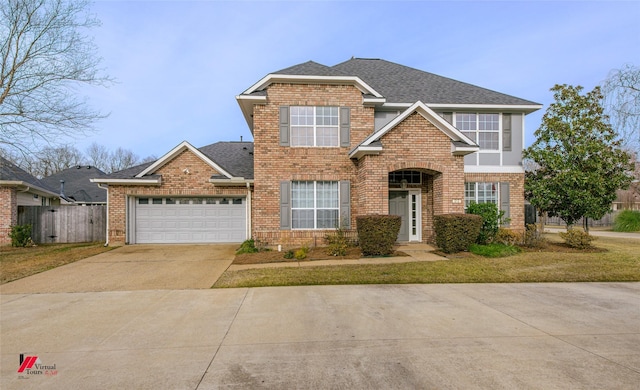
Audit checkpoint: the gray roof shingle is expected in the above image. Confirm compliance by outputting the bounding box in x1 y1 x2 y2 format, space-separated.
272 61 349 77
105 142 254 180
41 165 107 203
331 58 539 106
0 156 56 193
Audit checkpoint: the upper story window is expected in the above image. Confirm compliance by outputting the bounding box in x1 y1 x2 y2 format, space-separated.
456 113 500 150
291 106 339 147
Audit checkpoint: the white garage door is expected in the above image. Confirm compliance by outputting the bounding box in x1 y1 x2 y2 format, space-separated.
135 197 246 244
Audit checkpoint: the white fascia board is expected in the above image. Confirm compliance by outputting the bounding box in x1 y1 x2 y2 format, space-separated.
235 95 266 132
363 96 387 106
361 101 476 147
348 145 383 160
452 144 480 156
427 103 543 114
90 178 162 185
464 165 525 174
241 74 384 98
136 141 233 179
1 181 59 197
209 178 255 186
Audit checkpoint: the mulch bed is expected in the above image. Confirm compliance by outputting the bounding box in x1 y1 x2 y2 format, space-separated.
233 247 408 265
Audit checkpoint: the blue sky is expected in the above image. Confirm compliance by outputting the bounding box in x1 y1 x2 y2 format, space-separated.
79 0 640 159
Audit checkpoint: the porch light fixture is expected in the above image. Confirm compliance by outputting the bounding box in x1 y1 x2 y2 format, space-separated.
401 179 408 189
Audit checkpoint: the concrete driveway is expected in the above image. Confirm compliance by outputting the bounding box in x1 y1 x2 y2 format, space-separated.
0 244 236 294
1 283 638 389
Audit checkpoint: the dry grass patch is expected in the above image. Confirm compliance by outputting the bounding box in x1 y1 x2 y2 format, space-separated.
214 235 639 288
1 243 113 284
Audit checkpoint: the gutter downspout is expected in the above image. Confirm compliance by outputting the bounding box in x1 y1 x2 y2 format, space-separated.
97 183 109 247
246 182 252 240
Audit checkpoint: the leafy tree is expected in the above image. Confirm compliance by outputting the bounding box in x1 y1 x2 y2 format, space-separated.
523 84 634 231
0 0 111 155
601 64 640 155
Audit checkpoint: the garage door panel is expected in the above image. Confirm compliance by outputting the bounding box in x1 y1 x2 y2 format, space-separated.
135 197 246 243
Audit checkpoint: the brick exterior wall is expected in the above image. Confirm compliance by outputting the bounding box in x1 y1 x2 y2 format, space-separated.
106 150 250 245
464 172 526 232
0 187 18 245
252 84 466 246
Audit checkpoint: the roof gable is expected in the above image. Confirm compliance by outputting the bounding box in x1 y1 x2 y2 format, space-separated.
350 101 479 159
136 141 233 179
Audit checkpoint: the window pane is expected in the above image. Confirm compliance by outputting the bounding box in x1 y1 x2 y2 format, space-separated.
292 210 314 229
456 113 476 131
152 198 162 205
478 114 499 130
291 106 313 126
291 126 314 146
478 132 499 150
316 127 339 146
138 198 149 204
316 181 338 208
292 181 314 208
317 209 339 229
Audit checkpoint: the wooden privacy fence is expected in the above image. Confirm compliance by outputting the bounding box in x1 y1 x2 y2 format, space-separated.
17 206 106 244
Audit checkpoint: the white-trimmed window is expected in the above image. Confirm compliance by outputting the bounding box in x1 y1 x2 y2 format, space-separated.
291 106 339 147
457 113 500 150
291 181 339 229
465 182 499 209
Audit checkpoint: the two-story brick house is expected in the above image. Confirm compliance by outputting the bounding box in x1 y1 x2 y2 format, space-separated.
93 58 541 246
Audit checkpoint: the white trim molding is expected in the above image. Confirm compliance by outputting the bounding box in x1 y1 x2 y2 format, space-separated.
464 165 525 174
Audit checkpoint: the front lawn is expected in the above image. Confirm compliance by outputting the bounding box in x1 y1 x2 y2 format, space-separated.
0 242 113 284
213 235 640 288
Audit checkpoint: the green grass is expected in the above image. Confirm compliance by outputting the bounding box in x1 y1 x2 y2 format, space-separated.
1 242 113 284
213 235 640 288
470 243 521 257
613 210 640 232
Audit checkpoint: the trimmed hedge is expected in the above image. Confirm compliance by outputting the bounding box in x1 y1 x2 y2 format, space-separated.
356 214 401 256
434 214 482 253
466 202 504 244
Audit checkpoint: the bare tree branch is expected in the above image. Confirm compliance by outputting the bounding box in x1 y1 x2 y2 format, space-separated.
601 64 640 155
0 0 112 155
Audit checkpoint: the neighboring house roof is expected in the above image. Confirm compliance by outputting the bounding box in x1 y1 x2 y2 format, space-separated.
41 165 107 203
92 141 254 185
0 156 59 197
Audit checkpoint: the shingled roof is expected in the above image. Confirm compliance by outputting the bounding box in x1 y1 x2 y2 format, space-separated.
261 58 539 107
103 142 254 180
41 165 107 203
0 156 57 195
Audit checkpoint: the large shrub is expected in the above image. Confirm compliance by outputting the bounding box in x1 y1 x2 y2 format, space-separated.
9 224 32 247
559 229 596 249
613 210 640 232
433 214 482 254
356 214 401 256
466 202 505 244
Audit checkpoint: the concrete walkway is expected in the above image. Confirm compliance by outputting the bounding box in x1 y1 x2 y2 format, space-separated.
2 283 639 389
228 243 446 271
